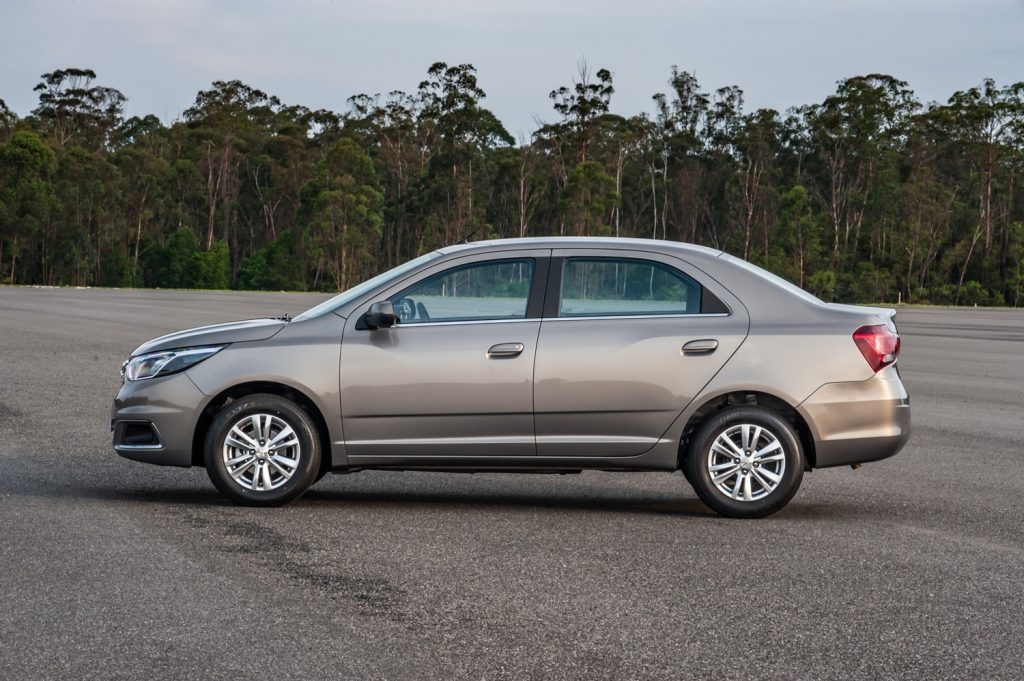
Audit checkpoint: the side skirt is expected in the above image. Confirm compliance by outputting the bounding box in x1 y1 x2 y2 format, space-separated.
335 440 681 473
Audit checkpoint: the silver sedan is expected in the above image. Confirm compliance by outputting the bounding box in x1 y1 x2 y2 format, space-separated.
112 237 910 518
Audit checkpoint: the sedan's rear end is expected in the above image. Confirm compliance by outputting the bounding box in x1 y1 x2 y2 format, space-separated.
797 309 910 468
702 252 911 471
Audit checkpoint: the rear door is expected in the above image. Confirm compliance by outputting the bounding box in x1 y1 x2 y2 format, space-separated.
533 249 748 457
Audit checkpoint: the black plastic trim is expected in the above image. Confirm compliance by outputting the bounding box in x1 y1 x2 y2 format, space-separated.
526 256 550 319
700 288 730 314
542 256 565 318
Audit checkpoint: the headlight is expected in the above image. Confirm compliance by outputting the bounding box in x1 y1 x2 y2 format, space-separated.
122 345 225 381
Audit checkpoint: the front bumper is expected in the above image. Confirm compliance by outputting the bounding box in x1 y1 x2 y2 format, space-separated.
798 365 911 468
111 371 207 467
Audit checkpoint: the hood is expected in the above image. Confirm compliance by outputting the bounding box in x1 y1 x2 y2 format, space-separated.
131 318 288 356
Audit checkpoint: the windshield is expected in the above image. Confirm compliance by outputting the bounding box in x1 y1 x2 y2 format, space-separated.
292 252 441 321
718 252 825 305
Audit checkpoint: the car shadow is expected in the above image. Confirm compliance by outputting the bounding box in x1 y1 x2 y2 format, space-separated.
3 464 871 521
299 486 720 518
10 475 724 518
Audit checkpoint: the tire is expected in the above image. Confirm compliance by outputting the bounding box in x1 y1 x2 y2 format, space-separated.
684 406 804 518
204 393 321 506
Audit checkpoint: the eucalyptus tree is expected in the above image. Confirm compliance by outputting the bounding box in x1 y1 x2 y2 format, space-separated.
416 62 513 245
113 115 172 285
0 99 16 142
729 108 783 260
926 79 1024 302
0 60 1021 306
800 75 919 269
0 132 57 284
559 160 618 236
651 68 713 244
772 184 823 290
345 90 430 264
183 80 284 250
302 138 384 290
31 68 126 150
549 62 615 165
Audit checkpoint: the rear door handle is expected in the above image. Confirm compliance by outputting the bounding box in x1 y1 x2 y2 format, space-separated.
487 342 525 358
682 339 719 355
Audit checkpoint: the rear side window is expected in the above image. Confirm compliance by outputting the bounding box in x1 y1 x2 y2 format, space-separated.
391 258 535 324
559 258 702 317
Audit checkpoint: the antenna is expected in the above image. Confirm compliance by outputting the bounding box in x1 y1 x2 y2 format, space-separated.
454 227 482 245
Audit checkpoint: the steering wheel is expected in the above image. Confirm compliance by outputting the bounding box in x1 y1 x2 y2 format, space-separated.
393 297 415 322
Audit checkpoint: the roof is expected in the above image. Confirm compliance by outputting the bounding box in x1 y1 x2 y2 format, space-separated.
437 236 724 258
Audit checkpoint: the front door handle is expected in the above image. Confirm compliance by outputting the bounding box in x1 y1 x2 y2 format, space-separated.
487 342 525 358
682 339 719 355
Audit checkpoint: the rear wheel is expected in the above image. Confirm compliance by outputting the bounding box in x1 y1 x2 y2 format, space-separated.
204 394 320 506
685 407 804 518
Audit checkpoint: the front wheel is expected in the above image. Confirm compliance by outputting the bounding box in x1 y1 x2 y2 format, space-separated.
685 407 804 518
204 394 321 506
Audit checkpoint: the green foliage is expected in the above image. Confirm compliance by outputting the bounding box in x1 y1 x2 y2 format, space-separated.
1 63 1022 306
238 231 303 290
98 245 132 287
773 185 822 287
0 98 17 141
147 227 200 288
560 161 618 236
32 68 125 149
191 240 231 289
1007 222 1024 307
302 138 384 290
807 270 836 301
143 227 229 289
0 131 58 283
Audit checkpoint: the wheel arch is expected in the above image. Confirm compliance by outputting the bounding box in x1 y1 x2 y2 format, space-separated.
191 380 333 478
678 390 817 470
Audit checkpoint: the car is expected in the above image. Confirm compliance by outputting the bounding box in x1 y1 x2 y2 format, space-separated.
112 237 910 518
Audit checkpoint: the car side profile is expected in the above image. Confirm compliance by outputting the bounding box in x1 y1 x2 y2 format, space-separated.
112 237 910 518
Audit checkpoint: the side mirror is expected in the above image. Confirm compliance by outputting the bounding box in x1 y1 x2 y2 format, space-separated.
364 300 397 329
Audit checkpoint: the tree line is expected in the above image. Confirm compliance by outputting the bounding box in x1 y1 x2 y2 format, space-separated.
1 63 1022 306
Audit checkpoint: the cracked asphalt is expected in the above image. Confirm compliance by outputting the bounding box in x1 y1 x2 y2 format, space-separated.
1 288 1022 680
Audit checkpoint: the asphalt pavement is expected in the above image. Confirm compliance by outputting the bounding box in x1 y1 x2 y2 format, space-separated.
1 288 1022 680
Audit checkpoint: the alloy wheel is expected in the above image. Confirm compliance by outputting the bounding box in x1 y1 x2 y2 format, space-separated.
707 423 787 502
222 413 301 491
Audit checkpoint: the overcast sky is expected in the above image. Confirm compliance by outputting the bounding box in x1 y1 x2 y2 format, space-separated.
2 0 1023 137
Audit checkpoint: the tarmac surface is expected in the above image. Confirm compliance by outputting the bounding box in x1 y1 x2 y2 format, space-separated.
1 287 1022 680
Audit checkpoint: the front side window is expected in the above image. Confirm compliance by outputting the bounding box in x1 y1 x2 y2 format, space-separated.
559 258 702 317
391 259 535 324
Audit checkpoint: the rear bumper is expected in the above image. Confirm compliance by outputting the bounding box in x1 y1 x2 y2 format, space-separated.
798 365 911 468
111 372 206 467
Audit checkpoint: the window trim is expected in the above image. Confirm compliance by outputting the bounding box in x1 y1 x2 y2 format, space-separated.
548 255 708 319
541 312 730 322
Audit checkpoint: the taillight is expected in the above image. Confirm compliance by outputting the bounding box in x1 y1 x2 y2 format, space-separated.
853 324 901 372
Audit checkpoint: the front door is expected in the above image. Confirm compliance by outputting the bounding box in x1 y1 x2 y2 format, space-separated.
533 250 749 457
340 251 547 460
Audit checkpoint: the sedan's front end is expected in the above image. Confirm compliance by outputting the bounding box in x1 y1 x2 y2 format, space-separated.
111 366 208 466
112 318 290 467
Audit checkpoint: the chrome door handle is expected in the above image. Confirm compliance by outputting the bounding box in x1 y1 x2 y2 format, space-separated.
682 339 719 354
487 342 525 358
